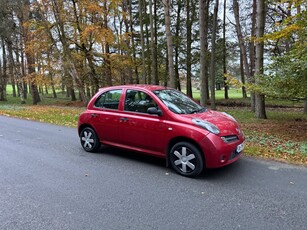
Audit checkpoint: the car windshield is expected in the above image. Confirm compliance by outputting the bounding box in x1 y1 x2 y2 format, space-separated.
153 89 206 114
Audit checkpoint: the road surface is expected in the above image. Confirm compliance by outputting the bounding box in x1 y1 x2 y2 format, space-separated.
0 115 307 230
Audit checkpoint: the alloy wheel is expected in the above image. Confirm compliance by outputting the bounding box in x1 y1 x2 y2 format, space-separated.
170 142 204 177
80 127 100 152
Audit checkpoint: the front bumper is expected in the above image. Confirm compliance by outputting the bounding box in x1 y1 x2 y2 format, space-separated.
200 133 245 168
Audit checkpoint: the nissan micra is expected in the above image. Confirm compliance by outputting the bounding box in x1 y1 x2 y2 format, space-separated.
78 85 245 177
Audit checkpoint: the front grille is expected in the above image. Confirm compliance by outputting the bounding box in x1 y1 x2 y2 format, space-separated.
221 135 239 143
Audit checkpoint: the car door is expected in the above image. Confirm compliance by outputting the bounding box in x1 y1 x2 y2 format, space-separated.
117 89 169 157
91 89 124 144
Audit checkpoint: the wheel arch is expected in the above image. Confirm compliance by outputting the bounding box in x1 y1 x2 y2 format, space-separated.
166 137 205 168
78 124 97 136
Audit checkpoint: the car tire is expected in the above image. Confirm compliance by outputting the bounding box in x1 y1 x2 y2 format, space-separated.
169 142 204 177
80 127 101 152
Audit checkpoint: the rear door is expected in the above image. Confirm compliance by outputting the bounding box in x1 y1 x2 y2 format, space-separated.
91 89 124 144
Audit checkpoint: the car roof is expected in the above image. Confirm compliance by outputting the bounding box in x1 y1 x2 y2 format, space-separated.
98 84 170 92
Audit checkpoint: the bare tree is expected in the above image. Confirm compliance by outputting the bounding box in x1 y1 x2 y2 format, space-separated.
163 0 175 88
149 0 158 85
199 0 210 106
223 0 228 99
233 0 255 111
174 0 183 91
0 38 7 101
23 0 41 105
255 0 267 119
186 0 197 97
138 0 146 84
50 0 88 104
210 0 219 110
128 0 139 84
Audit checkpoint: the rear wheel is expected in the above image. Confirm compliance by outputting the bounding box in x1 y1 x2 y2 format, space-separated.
80 127 101 152
169 142 204 177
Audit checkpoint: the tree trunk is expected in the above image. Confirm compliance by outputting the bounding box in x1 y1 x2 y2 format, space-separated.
249 0 257 110
129 0 139 83
14 46 26 104
138 0 146 84
145 13 151 84
149 0 158 85
23 1 41 105
186 0 193 97
19 36 27 100
304 98 307 114
27 54 41 105
199 0 210 106
255 0 267 119
0 38 7 101
103 0 112 86
250 0 256 79
240 51 247 98
233 0 254 111
223 0 228 99
153 0 158 84
210 0 219 110
174 0 182 91
7 41 17 98
70 88 76 101
163 0 175 88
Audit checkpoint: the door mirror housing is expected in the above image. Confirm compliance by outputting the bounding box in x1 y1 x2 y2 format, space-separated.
147 107 163 116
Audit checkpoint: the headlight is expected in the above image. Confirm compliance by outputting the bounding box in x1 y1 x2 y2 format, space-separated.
192 118 220 135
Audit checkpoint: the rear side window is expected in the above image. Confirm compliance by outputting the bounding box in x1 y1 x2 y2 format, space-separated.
94 89 122 109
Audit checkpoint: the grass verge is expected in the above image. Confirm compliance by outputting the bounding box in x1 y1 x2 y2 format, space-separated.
223 107 307 165
0 105 83 127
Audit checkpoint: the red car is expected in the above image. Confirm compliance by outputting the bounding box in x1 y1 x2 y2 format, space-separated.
78 85 245 177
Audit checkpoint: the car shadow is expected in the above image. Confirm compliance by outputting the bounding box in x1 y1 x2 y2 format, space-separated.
98 145 166 168
93 145 246 181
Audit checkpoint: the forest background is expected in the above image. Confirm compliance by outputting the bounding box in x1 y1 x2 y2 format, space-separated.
0 0 306 164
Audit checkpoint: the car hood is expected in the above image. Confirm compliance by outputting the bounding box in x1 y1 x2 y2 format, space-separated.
180 110 242 136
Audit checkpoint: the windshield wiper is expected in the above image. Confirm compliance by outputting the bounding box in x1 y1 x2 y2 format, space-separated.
188 108 207 114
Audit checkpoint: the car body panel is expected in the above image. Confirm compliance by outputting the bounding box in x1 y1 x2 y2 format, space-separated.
78 85 245 170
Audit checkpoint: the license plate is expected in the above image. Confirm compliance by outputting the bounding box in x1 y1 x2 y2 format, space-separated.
236 143 244 153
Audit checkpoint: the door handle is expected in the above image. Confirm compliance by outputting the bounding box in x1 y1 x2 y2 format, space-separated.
120 117 129 122
91 113 98 117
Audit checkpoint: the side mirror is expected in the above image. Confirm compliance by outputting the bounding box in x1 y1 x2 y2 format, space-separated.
147 107 163 116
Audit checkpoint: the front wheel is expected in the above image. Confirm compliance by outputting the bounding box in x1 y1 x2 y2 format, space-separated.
80 127 101 152
169 142 204 177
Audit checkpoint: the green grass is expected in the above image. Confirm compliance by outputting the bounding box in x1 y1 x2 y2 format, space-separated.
186 87 304 108
4 84 81 106
191 88 244 100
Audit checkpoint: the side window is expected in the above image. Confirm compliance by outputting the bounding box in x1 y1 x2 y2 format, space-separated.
94 89 122 109
124 90 157 113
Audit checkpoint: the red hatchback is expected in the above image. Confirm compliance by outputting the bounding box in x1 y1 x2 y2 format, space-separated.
78 85 245 177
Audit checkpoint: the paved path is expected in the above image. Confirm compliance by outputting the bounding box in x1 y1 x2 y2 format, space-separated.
1 116 306 230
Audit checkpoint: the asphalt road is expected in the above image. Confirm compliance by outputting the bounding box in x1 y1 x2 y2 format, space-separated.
1 115 307 230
